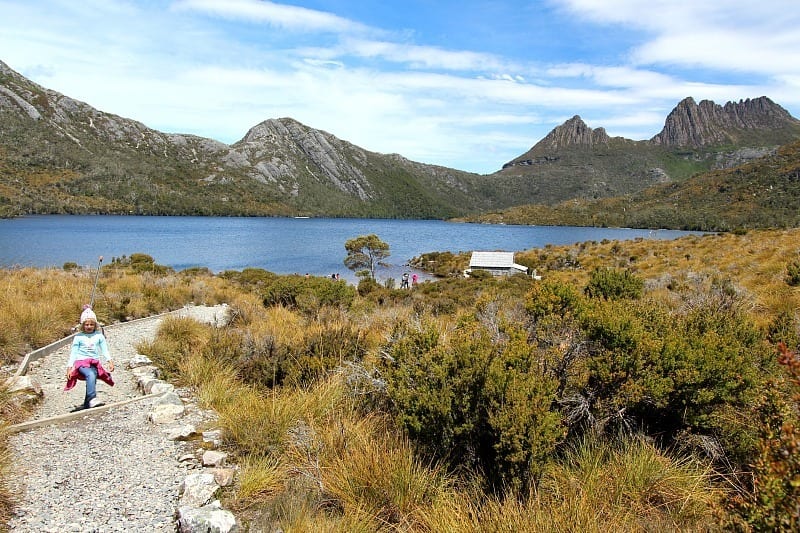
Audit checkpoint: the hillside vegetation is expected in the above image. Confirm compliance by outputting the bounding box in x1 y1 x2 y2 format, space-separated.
467 139 800 231
1 230 798 530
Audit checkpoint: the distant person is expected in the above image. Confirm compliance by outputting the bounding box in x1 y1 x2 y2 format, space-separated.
64 306 114 411
401 272 410 289
412 273 418 286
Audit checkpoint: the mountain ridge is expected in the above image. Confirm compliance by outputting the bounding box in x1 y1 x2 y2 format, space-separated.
2 58 800 224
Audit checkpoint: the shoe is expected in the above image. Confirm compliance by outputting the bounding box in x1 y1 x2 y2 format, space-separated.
88 398 104 408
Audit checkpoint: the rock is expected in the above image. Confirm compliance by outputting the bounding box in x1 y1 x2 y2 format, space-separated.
534 115 611 151
148 395 185 423
211 468 236 487
144 380 174 395
127 354 153 368
149 403 185 424
202 430 223 448
157 391 184 407
179 473 219 508
651 96 798 147
202 450 227 467
165 424 199 441
5 375 43 398
178 500 237 533
130 365 159 378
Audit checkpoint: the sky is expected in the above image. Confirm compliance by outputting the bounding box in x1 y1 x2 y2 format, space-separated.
1 0 799 175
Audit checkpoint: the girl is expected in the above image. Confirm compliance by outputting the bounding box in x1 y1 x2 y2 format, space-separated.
65 306 115 410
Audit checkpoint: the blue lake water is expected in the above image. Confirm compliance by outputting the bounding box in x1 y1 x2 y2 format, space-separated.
0 215 700 282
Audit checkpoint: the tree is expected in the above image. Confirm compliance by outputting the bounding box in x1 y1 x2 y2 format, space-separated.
344 234 390 280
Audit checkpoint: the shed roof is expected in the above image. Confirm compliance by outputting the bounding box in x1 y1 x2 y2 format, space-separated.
470 251 516 268
469 252 527 272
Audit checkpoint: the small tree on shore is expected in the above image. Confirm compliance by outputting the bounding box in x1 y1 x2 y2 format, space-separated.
344 234 390 280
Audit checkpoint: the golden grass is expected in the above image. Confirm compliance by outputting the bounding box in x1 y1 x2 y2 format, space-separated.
318 417 450 529
531 436 724 532
0 268 89 360
519 228 800 329
0 428 17 527
233 454 285 506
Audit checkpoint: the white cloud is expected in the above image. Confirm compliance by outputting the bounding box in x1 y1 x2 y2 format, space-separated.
172 0 366 33
337 37 511 72
554 0 800 77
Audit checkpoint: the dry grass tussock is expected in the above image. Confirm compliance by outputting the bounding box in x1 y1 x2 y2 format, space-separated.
519 228 800 326
0 268 90 362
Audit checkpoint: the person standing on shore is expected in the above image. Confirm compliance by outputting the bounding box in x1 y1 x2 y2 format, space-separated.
64 306 114 410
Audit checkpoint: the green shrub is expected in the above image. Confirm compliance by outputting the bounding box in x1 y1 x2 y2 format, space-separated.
786 259 800 287
377 315 562 493
109 252 173 275
261 275 355 312
577 296 771 464
467 269 492 280
357 277 381 297
735 343 800 531
584 267 644 300
525 279 582 321
233 318 367 390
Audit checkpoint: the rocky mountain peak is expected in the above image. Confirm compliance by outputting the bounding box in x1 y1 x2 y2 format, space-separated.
650 96 798 147
537 115 611 151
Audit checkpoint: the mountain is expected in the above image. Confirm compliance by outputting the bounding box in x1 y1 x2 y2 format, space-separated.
0 60 503 218
2 57 800 222
467 138 800 231
497 97 800 205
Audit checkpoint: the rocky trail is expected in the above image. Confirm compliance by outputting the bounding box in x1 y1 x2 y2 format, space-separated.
5 305 238 532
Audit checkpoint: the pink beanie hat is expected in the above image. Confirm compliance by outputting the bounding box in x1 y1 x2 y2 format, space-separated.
80 305 97 324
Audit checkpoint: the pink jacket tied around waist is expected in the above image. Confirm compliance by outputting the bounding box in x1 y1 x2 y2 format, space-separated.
64 359 114 391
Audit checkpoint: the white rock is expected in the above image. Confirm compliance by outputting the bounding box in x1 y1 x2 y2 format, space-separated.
178 500 237 533
202 450 227 467
5 375 43 397
148 403 185 424
179 473 219 508
127 354 153 368
165 424 199 441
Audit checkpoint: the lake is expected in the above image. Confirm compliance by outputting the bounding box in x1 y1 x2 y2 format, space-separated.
0 216 700 282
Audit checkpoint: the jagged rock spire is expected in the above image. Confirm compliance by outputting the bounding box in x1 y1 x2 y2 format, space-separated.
651 96 797 147
537 115 611 151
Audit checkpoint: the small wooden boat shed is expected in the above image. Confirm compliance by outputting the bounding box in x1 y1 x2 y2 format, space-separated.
466 251 529 277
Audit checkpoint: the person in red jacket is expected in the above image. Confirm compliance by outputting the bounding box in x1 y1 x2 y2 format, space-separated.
65 306 114 410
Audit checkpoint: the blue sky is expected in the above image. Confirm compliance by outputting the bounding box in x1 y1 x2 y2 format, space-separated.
1 0 798 174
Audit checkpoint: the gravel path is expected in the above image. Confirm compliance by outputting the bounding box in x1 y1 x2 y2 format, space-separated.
7 305 229 533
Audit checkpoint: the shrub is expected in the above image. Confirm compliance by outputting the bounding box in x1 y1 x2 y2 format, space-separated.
281 320 368 388
786 259 800 287
109 252 173 275
466 268 492 280
737 343 800 531
584 267 644 300
261 275 355 313
577 295 771 464
378 315 562 493
525 279 582 321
